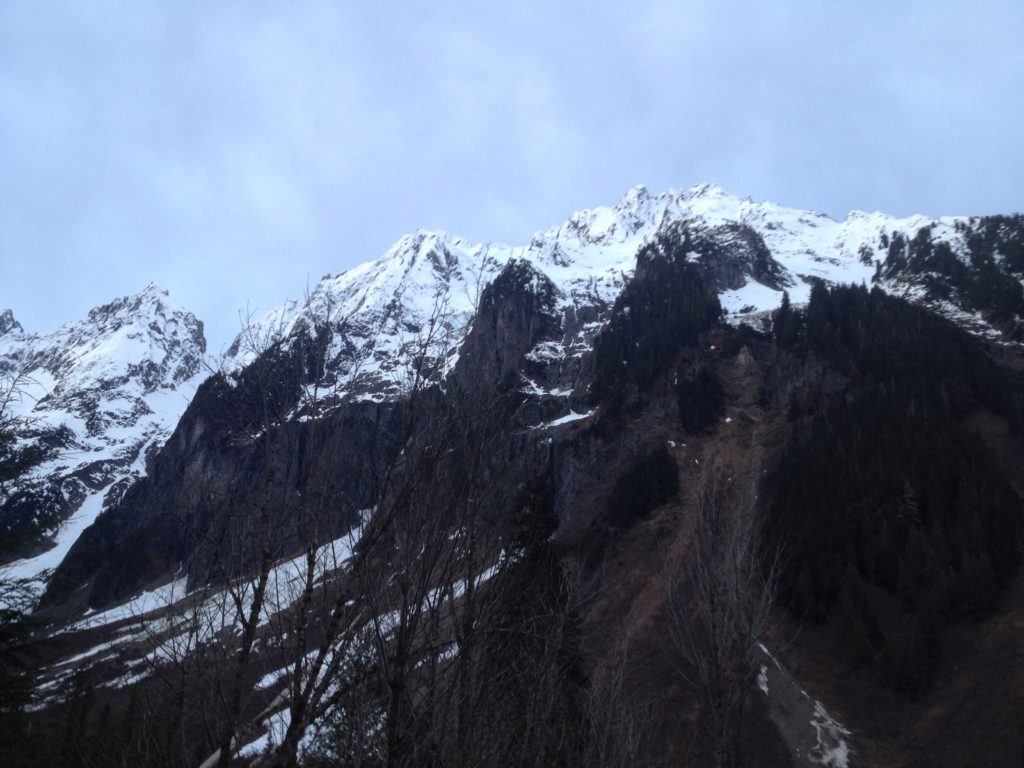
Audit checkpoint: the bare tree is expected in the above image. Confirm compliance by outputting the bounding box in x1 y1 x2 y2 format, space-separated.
583 625 667 768
115 296 366 768
223 287 522 768
86 274 593 768
663 455 780 768
0 367 57 762
0 365 49 518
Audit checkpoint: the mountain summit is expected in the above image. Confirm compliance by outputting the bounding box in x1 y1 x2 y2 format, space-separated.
0 284 206 584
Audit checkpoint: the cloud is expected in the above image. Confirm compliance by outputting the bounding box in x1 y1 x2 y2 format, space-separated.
2 1 1022 351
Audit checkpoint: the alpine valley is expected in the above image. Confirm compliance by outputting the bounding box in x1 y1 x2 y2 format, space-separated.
2 184 1024 768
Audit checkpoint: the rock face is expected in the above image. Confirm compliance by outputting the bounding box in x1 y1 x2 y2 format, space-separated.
0 309 24 337
41 373 403 610
0 285 206 588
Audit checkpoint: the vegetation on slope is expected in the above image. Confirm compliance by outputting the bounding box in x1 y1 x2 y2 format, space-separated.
590 232 722 412
767 284 1024 694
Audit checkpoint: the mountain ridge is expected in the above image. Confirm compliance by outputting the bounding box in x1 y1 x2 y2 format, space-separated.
219 183 1023 410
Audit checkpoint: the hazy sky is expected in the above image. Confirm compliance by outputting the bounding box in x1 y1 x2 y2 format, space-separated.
3 1 1022 352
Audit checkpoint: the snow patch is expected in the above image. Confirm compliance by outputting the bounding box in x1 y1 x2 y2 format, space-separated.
809 701 852 768
535 409 594 429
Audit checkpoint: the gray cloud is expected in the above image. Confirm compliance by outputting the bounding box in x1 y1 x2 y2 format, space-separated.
2 1 1022 351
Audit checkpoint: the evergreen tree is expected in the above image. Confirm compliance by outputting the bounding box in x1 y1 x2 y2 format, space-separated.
765 284 1024 693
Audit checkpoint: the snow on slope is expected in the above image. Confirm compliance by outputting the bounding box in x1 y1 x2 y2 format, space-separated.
225 183 996 407
28 529 359 710
0 285 207 591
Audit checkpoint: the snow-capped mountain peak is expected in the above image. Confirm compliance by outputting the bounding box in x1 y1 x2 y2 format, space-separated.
1 285 208 590
38 284 204 412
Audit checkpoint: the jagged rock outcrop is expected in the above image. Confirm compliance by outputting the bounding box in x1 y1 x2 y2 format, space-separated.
0 309 24 338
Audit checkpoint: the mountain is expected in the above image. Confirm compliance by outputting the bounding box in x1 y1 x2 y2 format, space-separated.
222 183 1023 405
40 182 1024 611
5 186 1024 768
0 285 206 592
12 187 1023 604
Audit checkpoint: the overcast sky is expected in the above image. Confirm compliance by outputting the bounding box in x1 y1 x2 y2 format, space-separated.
3 1 1022 353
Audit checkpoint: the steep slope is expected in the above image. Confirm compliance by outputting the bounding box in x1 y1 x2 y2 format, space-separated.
0 285 206 594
